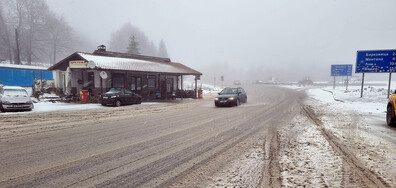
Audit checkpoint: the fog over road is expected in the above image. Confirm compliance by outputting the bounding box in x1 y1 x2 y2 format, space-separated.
0 85 391 187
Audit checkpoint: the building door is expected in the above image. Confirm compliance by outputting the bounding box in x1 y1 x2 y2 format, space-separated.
87 72 95 88
131 76 142 94
166 78 173 93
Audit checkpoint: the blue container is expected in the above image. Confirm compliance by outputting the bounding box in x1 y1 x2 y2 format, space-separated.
0 67 53 87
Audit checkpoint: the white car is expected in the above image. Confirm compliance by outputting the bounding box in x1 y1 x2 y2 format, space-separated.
0 86 34 112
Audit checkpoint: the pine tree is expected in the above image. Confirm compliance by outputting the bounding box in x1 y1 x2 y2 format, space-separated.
158 39 169 58
126 34 140 55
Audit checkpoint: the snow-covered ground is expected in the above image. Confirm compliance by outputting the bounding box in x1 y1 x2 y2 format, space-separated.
279 83 396 187
0 101 160 115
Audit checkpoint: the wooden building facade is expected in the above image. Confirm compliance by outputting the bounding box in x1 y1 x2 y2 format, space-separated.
48 46 202 101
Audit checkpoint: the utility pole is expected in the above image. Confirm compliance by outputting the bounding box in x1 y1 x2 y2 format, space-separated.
214 77 216 88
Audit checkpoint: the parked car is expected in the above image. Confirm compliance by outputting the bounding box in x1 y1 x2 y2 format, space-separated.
214 87 247 107
100 88 142 107
0 85 34 112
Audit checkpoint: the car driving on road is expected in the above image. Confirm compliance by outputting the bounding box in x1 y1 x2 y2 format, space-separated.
0 85 34 112
100 88 142 107
214 87 247 107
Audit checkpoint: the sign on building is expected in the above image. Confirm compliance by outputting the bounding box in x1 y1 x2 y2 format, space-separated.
69 60 88 68
331 64 352 76
356 50 396 73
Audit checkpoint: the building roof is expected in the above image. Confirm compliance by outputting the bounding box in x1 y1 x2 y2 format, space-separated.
48 51 202 75
0 63 49 70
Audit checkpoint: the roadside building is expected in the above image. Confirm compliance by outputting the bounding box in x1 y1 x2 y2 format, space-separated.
0 63 53 87
48 45 202 101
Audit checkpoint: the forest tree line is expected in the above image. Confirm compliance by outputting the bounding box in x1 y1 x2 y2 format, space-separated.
0 0 168 66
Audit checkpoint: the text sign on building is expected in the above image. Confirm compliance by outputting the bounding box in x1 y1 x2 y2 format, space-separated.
69 60 88 68
356 50 396 73
331 64 352 76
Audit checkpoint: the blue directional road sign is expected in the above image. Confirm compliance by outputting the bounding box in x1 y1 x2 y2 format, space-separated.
331 64 352 76
356 50 396 73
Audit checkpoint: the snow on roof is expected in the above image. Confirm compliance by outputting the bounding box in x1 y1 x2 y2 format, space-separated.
0 63 49 70
77 52 201 75
3 86 26 89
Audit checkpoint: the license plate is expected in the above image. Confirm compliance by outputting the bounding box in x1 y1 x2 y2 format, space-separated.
220 100 227 103
103 96 108 99
12 105 23 108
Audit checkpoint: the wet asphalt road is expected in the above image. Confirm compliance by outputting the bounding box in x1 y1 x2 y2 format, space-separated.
0 85 304 187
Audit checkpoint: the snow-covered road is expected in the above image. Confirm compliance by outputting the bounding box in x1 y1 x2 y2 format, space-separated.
1 84 395 187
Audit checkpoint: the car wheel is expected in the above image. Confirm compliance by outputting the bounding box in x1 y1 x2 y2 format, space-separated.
0 104 4 112
236 99 240 106
386 104 396 126
136 98 142 104
115 100 121 107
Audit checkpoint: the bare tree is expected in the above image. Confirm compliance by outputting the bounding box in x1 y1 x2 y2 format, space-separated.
0 2 13 63
1 0 79 65
23 0 50 64
2 0 25 64
44 13 74 64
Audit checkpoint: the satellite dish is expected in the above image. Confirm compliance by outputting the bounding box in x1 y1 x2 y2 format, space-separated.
88 60 96 69
100 71 108 79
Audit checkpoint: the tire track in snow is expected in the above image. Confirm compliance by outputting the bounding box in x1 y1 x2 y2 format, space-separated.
302 105 391 188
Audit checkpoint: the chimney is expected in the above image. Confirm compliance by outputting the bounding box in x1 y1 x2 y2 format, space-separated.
94 45 106 54
97 45 106 52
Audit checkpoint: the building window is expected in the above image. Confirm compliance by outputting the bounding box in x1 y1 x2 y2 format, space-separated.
131 76 142 91
148 75 156 88
113 74 125 88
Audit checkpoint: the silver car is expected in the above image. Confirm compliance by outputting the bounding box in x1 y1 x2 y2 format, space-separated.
0 86 34 112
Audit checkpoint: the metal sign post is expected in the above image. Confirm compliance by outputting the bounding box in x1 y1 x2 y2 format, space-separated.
214 77 216 88
346 76 349 91
360 73 365 98
333 76 336 90
221 76 224 88
388 73 392 98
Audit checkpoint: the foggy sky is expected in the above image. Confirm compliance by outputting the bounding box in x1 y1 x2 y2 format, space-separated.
46 0 396 83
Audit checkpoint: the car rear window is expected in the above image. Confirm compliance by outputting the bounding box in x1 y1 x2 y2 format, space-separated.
4 89 28 95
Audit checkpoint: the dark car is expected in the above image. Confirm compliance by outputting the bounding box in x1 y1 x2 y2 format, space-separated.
100 88 142 107
214 87 247 107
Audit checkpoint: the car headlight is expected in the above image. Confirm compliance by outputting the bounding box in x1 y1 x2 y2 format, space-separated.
2 100 11 104
111 95 118 98
215 97 219 101
229 97 235 100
